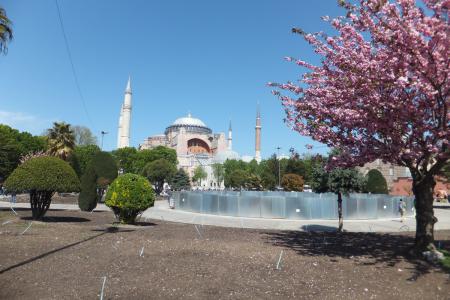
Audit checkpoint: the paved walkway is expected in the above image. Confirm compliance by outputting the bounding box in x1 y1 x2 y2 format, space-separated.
2 200 450 233
141 201 450 233
0 201 110 212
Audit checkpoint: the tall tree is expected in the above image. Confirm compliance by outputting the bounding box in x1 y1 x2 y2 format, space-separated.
271 0 449 252
192 166 207 185
0 6 13 55
46 122 75 160
365 169 388 194
170 169 191 191
328 168 365 232
143 158 176 194
212 163 225 186
0 125 47 180
72 125 98 146
111 147 137 174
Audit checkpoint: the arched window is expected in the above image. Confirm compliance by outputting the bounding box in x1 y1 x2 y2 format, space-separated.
187 138 210 154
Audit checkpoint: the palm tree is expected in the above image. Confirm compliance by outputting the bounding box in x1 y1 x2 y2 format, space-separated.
0 6 13 55
46 122 76 160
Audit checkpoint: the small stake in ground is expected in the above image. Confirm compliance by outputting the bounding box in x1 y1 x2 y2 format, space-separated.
2 219 13 226
21 222 33 235
10 206 18 216
100 276 106 300
194 224 203 239
276 250 284 270
139 246 145 257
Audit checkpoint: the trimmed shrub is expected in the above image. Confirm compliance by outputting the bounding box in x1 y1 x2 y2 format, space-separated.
78 165 98 211
78 151 118 211
105 174 155 224
281 173 304 191
365 169 388 194
4 156 80 220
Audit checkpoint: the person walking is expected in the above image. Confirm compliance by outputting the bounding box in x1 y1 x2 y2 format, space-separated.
398 199 406 222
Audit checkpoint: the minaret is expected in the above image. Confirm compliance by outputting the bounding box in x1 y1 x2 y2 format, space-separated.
117 104 123 148
228 121 232 150
255 103 261 163
117 77 132 148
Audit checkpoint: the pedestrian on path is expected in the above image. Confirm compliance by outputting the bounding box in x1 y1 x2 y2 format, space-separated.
398 199 406 222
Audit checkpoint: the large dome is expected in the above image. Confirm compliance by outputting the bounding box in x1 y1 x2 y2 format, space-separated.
213 149 240 164
165 113 212 135
172 113 207 127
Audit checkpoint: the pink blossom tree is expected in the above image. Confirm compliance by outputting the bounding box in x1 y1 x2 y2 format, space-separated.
270 0 449 252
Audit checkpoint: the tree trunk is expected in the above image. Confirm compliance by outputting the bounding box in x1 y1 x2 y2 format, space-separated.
412 175 437 252
337 192 343 232
30 190 54 220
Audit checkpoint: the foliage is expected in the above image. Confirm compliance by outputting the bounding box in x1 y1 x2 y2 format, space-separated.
226 169 249 189
0 124 47 180
4 156 80 220
310 164 330 193
192 166 207 184
328 168 365 195
71 144 101 177
143 158 176 194
111 146 177 174
246 174 263 190
365 169 388 194
78 165 98 211
46 122 76 160
142 146 178 165
170 168 191 191
72 125 98 146
212 163 225 185
223 159 248 187
4 156 80 193
105 174 155 224
271 0 449 250
281 173 304 191
285 158 306 179
111 147 137 173
78 151 118 211
0 6 13 55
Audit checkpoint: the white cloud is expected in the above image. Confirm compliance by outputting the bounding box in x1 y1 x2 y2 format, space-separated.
0 110 56 135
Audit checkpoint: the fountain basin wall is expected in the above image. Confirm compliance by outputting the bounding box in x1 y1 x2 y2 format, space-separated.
172 191 414 220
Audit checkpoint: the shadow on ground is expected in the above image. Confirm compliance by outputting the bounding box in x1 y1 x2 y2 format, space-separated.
0 226 132 275
262 228 447 281
21 216 90 223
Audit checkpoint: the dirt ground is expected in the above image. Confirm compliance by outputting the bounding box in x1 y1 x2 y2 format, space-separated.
0 208 449 300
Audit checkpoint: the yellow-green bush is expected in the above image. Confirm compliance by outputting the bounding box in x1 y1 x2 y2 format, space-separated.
105 174 154 224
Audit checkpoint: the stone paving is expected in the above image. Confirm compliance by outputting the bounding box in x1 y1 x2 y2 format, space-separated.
1 199 449 233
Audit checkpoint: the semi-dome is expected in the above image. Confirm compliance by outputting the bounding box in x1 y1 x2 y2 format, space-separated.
213 149 240 164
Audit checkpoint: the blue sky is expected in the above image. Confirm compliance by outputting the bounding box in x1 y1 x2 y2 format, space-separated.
0 0 344 157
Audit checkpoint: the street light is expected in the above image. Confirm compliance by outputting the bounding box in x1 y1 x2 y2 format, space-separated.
276 146 281 189
100 131 108 150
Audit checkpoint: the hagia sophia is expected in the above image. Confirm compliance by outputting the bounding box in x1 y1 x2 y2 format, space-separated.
116 77 261 189
115 78 435 195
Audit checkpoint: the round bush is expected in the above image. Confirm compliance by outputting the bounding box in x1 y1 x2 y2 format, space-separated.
281 173 304 191
105 174 155 224
4 156 80 219
4 156 80 193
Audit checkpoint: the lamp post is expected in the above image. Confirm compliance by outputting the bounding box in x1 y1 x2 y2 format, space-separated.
100 131 108 150
276 146 281 189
